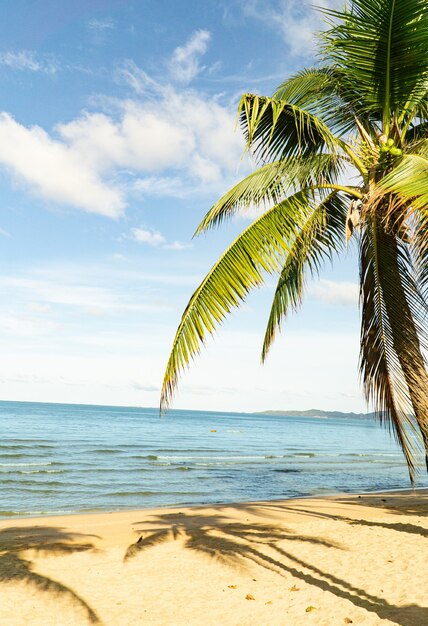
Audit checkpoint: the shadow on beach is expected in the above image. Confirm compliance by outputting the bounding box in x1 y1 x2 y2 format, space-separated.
125 493 428 626
0 525 102 624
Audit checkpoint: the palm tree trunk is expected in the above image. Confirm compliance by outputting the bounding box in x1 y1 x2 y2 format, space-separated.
378 226 428 471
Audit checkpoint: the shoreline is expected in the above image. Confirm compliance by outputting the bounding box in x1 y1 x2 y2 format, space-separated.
1 485 426 522
1 489 427 625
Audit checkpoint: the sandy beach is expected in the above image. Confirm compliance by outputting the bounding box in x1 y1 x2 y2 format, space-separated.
0 490 427 626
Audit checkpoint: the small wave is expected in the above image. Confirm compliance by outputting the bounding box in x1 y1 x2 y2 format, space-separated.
19 469 65 475
291 453 317 458
1 479 64 486
0 510 72 517
0 462 53 467
93 449 121 454
107 490 159 497
273 469 301 473
157 455 266 461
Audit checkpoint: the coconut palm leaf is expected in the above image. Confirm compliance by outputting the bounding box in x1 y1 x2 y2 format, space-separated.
261 192 347 360
379 153 428 212
322 0 428 131
359 221 427 482
161 190 314 409
195 154 345 234
273 67 374 138
238 94 342 162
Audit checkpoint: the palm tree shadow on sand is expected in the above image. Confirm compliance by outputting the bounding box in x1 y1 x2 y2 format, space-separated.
0 526 101 624
125 509 427 626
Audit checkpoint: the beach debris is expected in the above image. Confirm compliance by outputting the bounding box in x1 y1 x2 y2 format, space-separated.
289 585 300 591
210 429 217 432
265 601 273 605
245 594 255 601
344 619 353 624
305 606 317 612
228 585 237 589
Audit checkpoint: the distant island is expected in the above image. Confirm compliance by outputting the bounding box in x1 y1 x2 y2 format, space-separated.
256 409 375 419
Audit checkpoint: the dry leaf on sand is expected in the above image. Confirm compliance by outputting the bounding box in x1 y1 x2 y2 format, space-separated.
245 594 255 601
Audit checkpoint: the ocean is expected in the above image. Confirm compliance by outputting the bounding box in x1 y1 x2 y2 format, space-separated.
0 400 427 518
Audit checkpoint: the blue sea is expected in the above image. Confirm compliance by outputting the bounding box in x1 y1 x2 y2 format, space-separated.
0 400 427 518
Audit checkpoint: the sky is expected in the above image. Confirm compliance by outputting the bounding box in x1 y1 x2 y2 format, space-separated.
0 0 367 413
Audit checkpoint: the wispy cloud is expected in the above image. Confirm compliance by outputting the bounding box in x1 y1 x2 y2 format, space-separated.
130 227 166 247
240 0 341 57
168 30 211 83
0 50 59 73
128 226 190 250
88 18 116 32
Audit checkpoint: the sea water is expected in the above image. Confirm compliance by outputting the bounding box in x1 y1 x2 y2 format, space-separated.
0 400 427 518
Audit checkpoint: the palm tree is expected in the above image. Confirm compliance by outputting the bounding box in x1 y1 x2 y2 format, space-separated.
161 0 428 481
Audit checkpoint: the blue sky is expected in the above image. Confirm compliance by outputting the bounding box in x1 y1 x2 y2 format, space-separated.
0 0 366 412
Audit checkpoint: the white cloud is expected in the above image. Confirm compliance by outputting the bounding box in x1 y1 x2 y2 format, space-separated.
242 0 342 57
164 240 190 251
0 113 125 217
168 30 211 83
308 279 359 306
0 50 58 73
88 18 116 31
128 226 190 250
130 227 166 247
0 49 245 216
55 81 245 194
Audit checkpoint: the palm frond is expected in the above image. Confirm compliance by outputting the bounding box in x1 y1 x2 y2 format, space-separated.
238 93 342 163
379 153 428 212
161 190 312 410
196 154 344 234
273 67 358 136
321 0 428 129
359 218 428 480
262 192 347 360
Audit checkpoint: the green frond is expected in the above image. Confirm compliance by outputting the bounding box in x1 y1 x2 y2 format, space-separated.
380 153 428 211
359 218 428 480
195 154 345 234
262 192 347 361
238 93 342 163
273 67 357 136
161 190 312 410
272 66 384 143
321 0 428 130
